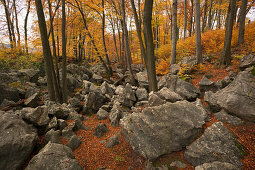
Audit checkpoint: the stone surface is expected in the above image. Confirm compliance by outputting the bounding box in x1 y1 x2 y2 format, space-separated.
0 84 20 104
0 113 38 170
215 110 242 126
170 161 187 168
135 87 148 101
83 91 106 114
184 122 243 167
204 69 255 122
195 161 239 170
45 129 61 144
97 108 109 120
115 84 136 107
94 124 109 138
67 135 81 150
148 92 166 106
46 102 72 119
24 92 40 108
0 99 15 109
169 64 179 75
109 102 123 127
239 54 255 70
198 76 218 92
105 134 120 148
157 87 183 102
69 97 82 112
101 81 114 97
25 142 83 170
17 69 40 83
120 101 208 160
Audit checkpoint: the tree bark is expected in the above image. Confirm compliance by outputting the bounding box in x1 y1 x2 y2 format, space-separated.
189 0 194 37
24 0 31 53
13 0 20 47
143 0 158 92
217 0 222 29
238 0 247 45
184 0 187 39
195 0 203 64
207 0 213 29
171 0 177 64
220 0 237 65
62 0 68 103
202 0 208 32
35 0 56 101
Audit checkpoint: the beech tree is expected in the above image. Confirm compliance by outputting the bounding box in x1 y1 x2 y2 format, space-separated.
171 0 177 65
238 0 248 45
195 0 202 64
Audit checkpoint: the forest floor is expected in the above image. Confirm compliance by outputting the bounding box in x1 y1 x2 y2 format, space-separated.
57 55 255 170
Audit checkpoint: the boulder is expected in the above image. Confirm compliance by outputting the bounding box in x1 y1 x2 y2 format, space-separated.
46 103 71 119
101 81 114 97
157 87 183 102
115 84 136 107
158 75 200 101
179 56 198 74
82 91 106 114
148 92 166 106
215 110 242 126
94 124 109 138
135 88 148 101
120 100 208 160
0 84 20 104
25 92 40 108
0 113 38 170
67 74 82 95
105 134 120 148
239 54 255 70
92 74 104 84
109 102 123 127
0 99 15 109
198 76 218 92
204 69 255 122
17 69 40 83
45 116 58 132
45 129 61 144
169 64 179 75
184 122 243 168
97 109 109 120
25 142 83 170
66 135 81 150
136 71 149 88
195 161 239 170
69 97 82 112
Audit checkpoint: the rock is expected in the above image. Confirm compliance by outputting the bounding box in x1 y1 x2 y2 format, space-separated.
170 161 186 168
0 84 20 104
0 113 38 170
101 81 114 97
25 87 40 99
100 104 112 112
83 80 93 94
179 56 198 74
75 119 88 131
135 101 148 107
148 92 166 106
57 119 68 130
68 111 84 121
45 129 61 144
198 76 218 92
25 92 40 108
62 125 76 140
135 88 148 101
46 102 71 119
37 76 47 86
45 116 58 132
67 74 82 95
105 134 120 148
17 69 40 83
120 100 208 160
157 87 183 102
195 161 239 170
92 74 104 84
83 91 106 114
214 110 242 126
0 99 15 109
204 70 255 122
25 142 83 170
115 84 136 107
158 75 200 101
0 72 19 85
239 54 255 70
67 135 81 150
109 102 123 127
94 124 109 138
136 71 149 88
97 109 109 120
169 64 179 75
67 64 92 79
69 97 82 112
184 122 243 168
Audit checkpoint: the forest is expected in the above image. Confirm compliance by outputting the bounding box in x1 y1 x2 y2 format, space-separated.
0 0 255 169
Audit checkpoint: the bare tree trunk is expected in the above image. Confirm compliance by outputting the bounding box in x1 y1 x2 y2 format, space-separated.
202 0 208 32
24 0 31 53
13 0 20 47
189 0 194 37
102 0 113 76
62 0 68 103
171 0 177 64
121 0 136 85
217 0 222 29
238 0 247 45
143 0 158 92
207 0 213 29
130 0 145 65
35 0 56 101
184 0 187 39
220 0 237 65
195 0 203 64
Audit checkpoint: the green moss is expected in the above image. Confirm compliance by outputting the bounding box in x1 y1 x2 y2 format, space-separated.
251 65 255 76
235 141 247 156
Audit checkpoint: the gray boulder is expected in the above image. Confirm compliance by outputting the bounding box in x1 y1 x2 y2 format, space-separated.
0 113 38 170
120 100 208 160
25 92 40 108
184 122 243 168
82 91 106 114
105 134 120 148
148 92 166 106
69 97 82 112
115 84 136 107
135 87 148 101
215 110 242 126
198 76 218 92
239 54 255 70
45 129 61 144
25 142 83 170
46 102 71 119
101 81 114 97
92 74 104 84
97 108 109 120
0 99 15 109
66 135 81 150
109 102 123 127
17 69 40 83
158 75 200 101
195 161 239 170
169 64 179 75
157 87 183 102
67 74 82 96
204 69 255 122
0 84 20 104
94 124 109 138
136 71 149 88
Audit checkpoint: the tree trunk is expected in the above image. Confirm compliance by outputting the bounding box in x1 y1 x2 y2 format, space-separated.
195 0 203 64
62 0 68 103
202 0 208 32
24 0 31 53
217 0 222 29
13 0 20 47
189 0 194 37
102 0 113 76
130 0 145 66
184 0 187 39
220 0 237 65
121 0 136 85
171 0 177 64
35 0 56 101
238 0 247 45
207 0 213 29
143 0 158 92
